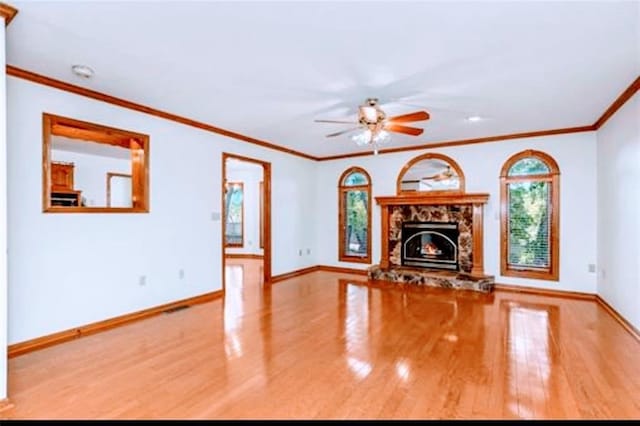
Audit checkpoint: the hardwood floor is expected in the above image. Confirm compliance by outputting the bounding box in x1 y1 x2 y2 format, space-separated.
2 258 639 419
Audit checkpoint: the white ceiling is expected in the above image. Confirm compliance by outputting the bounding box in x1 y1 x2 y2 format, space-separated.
8 1 640 158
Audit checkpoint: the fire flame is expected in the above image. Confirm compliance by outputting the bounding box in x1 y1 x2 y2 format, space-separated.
423 242 440 255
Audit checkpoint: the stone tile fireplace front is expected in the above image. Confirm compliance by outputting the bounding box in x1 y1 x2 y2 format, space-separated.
368 193 495 293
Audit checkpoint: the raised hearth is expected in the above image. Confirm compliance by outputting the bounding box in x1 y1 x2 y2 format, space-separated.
368 265 494 293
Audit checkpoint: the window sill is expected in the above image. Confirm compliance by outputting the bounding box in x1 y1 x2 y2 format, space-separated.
501 266 558 281
44 207 149 214
339 255 371 264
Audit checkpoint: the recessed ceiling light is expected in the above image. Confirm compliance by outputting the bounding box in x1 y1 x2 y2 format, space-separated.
466 115 482 122
71 64 94 79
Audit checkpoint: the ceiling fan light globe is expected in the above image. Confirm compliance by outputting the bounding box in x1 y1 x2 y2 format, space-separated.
318 97 427 152
351 129 372 146
373 130 390 144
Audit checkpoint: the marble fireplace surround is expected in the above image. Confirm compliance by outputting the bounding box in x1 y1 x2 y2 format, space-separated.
369 193 494 292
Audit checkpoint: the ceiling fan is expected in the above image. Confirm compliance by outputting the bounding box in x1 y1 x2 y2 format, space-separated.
314 98 430 152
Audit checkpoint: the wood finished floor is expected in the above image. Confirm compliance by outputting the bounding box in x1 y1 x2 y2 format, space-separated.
2 258 640 419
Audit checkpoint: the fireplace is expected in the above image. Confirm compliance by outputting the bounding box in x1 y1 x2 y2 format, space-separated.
368 193 494 293
401 222 459 271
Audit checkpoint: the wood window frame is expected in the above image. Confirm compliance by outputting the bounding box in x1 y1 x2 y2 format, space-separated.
500 149 560 281
43 113 149 213
224 181 244 248
338 167 372 264
259 181 264 249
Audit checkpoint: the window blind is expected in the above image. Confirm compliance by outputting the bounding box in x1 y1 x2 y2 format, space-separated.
507 181 550 268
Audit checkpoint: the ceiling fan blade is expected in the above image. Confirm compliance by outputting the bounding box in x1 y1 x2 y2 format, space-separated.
384 123 424 136
314 119 356 124
386 111 430 123
326 127 361 138
420 173 447 182
421 174 440 181
421 167 454 181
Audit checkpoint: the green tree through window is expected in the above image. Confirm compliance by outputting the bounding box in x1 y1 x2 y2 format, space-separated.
345 190 368 256
339 168 371 263
508 181 550 267
500 151 559 281
225 182 243 246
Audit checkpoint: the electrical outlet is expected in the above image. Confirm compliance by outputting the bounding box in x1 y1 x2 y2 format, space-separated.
306 248 311 255
179 269 185 280
298 249 303 256
588 264 596 273
139 275 147 286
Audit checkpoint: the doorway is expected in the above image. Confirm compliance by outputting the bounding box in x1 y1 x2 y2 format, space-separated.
222 153 271 292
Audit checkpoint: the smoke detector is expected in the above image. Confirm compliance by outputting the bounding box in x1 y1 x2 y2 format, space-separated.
71 64 94 79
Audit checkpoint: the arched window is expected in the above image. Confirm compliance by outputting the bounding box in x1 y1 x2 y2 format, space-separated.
338 167 372 263
500 150 560 281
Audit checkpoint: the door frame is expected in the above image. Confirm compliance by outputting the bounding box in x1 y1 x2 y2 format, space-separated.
222 152 271 290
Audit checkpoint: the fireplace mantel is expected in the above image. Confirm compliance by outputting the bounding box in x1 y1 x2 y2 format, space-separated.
375 192 489 276
375 193 489 206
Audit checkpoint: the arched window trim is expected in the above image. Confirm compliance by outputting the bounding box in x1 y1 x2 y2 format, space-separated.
500 149 560 281
500 149 560 178
338 167 372 264
396 152 466 195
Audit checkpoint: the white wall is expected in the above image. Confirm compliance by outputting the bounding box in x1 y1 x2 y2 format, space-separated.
316 132 599 294
0 19 8 400
597 92 640 331
9 71 626 348
225 162 264 256
51 149 131 207
7 77 317 344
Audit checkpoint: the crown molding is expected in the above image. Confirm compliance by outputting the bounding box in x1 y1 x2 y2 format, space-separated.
0 2 17 26
318 125 595 161
6 65 320 161
6 64 638 162
593 75 640 130
317 73 639 161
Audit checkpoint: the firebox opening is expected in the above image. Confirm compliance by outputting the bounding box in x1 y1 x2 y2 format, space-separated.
401 222 459 271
